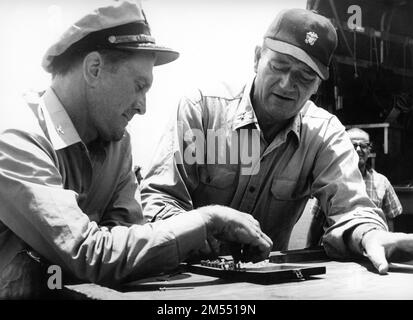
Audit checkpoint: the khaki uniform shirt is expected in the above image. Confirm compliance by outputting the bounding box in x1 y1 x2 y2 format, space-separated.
141 78 388 258
0 88 206 285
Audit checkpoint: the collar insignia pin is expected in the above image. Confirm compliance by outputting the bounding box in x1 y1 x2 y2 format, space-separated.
56 125 65 135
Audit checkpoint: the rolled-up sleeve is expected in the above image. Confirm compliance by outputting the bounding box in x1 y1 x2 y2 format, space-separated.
310 116 388 258
0 129 207 285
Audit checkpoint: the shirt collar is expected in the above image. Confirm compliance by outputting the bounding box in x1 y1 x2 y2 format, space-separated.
233 75 302 143
232 76 259 130
39 87 81 150
288 107 302 143
364 167 373 176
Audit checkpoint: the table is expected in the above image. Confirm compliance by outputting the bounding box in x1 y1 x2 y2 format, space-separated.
61 249 413 300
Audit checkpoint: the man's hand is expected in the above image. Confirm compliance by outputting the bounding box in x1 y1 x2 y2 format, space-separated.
197 205 273 262
361 229 413 274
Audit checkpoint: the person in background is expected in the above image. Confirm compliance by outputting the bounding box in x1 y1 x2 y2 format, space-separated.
0 1 271 299
141 8 413 275
307 128 403 246
348 128 402 230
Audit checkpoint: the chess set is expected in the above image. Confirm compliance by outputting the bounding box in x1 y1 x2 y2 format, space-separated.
186 255 326 284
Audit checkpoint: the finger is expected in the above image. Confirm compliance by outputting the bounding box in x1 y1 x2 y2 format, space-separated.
249 217 261 229
228 242 242 262
218 217 272 258
244 230 272 260
240 244 254 262
198 239 213 256
365 244 389 274
242 245 269 262
259 231 273 249
224 227 269 261
395 233 413 252
238 211 261 229
247 229 272 249
206 236 221 257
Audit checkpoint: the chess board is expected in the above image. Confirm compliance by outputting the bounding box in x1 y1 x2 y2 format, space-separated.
186 258 326 284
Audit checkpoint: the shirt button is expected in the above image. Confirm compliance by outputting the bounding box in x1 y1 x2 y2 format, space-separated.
249 186 256 193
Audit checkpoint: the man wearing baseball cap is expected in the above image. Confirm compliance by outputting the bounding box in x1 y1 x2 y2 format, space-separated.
0 1 271 298
142 8 413 274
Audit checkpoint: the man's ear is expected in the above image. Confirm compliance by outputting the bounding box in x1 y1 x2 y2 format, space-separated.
83 51 103 86
253 45 262 73
313 77 322 95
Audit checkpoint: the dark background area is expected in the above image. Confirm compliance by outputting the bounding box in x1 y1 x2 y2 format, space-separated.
308 0 413 185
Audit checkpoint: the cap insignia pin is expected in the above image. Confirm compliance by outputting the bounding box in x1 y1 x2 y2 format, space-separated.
305 31 318 46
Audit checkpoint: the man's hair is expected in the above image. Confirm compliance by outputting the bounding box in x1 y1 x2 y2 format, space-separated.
347 128 372 170
49 48 136 77
347 128 370 141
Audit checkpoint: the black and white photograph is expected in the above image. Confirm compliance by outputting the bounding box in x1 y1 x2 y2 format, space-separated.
0 0 413 309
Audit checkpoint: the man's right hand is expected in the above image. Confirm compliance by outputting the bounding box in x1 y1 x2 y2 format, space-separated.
197 205 273 262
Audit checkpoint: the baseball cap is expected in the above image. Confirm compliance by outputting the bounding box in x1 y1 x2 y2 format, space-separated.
264 8 337 80
42 1 179 73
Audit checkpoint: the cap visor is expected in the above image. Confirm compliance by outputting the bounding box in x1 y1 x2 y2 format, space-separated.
264 38 328 80
115 45 179 66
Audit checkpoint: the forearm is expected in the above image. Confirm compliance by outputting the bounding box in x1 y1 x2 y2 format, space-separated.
346 223 387 256
312 117 388 258
141 190 192 222
0 132 206 284
67 212 207 284
323 209 387 258
0 182 207 285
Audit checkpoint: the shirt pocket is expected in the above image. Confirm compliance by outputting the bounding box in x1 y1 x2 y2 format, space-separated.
194 166 237 205
199 165 238 189
263 177 310 249
270 177 309 201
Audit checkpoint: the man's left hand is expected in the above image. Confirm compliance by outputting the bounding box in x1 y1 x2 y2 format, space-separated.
362 230 413 274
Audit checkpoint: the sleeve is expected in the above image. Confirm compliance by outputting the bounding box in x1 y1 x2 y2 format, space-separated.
100 133 144 227
0 129 207 285
140 92 205 222
309 116 388 258
381 177 403 219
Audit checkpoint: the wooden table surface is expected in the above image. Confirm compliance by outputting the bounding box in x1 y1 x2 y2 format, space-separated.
62 250 413 300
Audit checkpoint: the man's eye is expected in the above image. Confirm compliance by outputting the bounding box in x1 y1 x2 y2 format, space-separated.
299 74 316 84
300 76 313 83
270 63 283 71
135 83 146 91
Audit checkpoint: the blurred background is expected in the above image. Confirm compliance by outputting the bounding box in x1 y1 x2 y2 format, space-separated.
0 0 306 174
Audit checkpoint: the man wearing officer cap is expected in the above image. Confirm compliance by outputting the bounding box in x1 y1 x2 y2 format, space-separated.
0 1 272 298
142 8 413 274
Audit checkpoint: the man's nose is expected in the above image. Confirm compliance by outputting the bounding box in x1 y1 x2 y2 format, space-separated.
135 96 146 115
279 72 293 89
